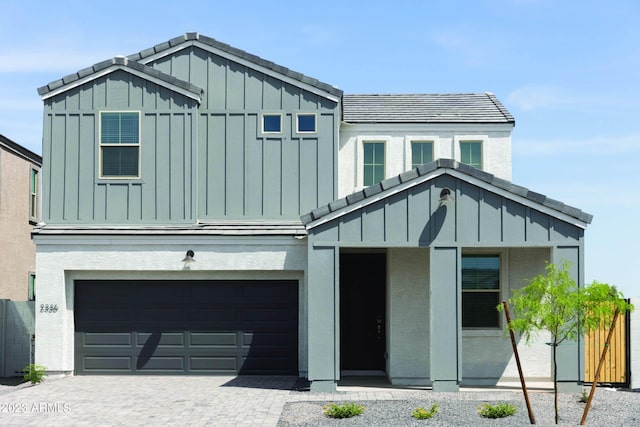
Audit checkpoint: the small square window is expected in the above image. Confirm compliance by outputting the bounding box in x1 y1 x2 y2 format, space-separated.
460 141 482 170
262 114 282 133
411 141 433 169
296 114 316 133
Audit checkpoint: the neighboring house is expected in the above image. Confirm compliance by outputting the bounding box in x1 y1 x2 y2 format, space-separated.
33 33 592 392
0 134 41 301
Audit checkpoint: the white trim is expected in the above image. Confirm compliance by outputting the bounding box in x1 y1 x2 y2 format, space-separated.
138 40 341 103
98 111 142 179
454 135 487 169
356 136 389 189
261 113 283 134
405 136 437 170
40 66 202 103
295 113 317 134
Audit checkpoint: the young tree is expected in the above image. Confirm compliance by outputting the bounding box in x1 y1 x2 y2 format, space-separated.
499 262 633 425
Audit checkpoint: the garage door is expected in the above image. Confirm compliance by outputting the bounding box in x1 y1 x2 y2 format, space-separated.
74 280 298 375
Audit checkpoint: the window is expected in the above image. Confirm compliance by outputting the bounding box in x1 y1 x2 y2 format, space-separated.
411 141 433 169
462 255 500 328
262 114 282 133
363 142 385 186
100 112 140 178
28 273 36 301
460 141 482 169
296 113 316 133
29 167 38 222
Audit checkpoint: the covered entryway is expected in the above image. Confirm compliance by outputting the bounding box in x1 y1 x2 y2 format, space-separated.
74 280 298 375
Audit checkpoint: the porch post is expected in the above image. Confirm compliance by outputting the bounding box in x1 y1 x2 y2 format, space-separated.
307 245 339 392
429 246 461 391
553 245 583 392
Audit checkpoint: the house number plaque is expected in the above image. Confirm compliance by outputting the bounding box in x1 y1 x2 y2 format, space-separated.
40 304 59 313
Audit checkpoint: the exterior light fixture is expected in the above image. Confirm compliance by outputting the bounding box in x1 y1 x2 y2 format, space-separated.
439 188 454 206
182 250 195 263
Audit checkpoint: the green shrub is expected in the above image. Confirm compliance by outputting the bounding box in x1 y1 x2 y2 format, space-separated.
477 402 517 418
323 402 365 419
579 389 589 403
23 364 47 385
412 403 440 419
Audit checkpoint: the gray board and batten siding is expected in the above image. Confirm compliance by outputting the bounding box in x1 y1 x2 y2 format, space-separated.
302 159 592 247
39 33 341 225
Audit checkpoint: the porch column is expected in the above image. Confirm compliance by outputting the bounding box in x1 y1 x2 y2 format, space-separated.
429 246 461 391
553 245 583 392
307 245 339 392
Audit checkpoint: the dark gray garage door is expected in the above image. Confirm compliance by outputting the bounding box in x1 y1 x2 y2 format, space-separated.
74 280 298 375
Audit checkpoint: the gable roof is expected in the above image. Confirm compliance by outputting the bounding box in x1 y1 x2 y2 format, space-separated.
0 134 42 165
342 93 515 124
37 56 204 102
301 158 592 230
126 32 344 101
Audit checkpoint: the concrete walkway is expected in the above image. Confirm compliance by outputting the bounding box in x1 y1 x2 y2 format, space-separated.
0 376 551 426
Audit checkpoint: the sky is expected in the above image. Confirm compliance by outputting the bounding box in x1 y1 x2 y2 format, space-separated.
1 0 638 297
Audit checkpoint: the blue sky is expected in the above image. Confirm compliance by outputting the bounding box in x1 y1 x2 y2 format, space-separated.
1 0 638 296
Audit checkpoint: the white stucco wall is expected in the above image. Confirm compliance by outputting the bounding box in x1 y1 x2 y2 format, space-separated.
386 248 430 385
33 235 308 376
338 123 513 198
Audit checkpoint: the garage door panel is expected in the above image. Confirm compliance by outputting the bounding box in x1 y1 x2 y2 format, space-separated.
189 332 238 347
75 280 298 375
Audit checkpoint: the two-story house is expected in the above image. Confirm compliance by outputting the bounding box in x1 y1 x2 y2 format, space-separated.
34 33 591 392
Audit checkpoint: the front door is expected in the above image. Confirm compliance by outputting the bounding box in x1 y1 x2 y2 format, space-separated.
340 252 386 372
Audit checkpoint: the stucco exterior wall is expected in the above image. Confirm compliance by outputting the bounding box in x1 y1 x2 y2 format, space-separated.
338 124 512 197
384 247 552 386
387 248 430 385
33 236 307 376
0 147 38 301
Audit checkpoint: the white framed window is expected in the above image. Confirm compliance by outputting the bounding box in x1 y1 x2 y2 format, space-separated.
261 113 282 134
296 113 317 134
410 141 434 169
28 272 36 301
99 111 141 178
356 136 390 189
461 253 502 328
454 135 487 171
29 167 39 222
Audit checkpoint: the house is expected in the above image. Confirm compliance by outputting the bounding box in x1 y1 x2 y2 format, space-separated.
0 134 40 301
33 33 591 392
0 133 40 377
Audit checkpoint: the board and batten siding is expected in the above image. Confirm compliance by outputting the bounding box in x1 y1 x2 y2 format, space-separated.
146 46 339 219
310 175 584 247
42 70 198 224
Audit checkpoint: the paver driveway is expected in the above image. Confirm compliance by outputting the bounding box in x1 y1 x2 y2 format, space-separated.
0 376 303 426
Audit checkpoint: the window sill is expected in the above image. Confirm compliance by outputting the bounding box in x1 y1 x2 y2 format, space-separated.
96 178 144 184
462 329 504 338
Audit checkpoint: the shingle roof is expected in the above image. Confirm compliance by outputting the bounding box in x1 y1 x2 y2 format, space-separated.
37 56 203 100
126 32 344 99
301 159 592 227
342 93 515 124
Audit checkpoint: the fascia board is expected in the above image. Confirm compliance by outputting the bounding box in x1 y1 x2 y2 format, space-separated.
40 66 202 104
305 169 446 230
137 40 341 104
445 169 589 229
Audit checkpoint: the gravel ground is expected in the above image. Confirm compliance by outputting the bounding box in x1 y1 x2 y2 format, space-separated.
278 389 640 426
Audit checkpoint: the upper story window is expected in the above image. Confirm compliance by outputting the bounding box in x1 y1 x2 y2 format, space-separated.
411 141 433 169
296 113 317 133
100 112 140 178
363 141 385 186
462 254 500 328
460 141 482 169
262 114 282 134
29 167 38 222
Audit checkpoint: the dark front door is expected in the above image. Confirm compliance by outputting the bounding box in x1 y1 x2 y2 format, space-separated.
340 252 386 371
